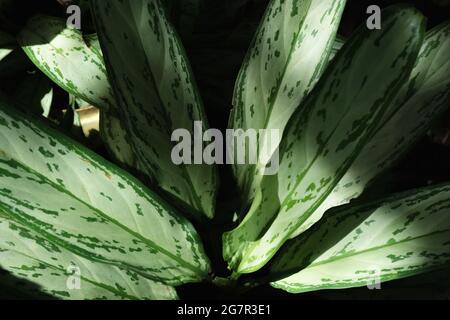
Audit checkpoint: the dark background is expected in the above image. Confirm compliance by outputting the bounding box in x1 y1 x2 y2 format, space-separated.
0 0 449 300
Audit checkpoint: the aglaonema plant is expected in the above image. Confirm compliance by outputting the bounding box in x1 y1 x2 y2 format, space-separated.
0 0 448 299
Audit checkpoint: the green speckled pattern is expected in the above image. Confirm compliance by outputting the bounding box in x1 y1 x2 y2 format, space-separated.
91 0 218 219
0 218 178 300
270 183 450 293
17 15 135 167
300 20 450 240
224 5 426 274
230 0 346 204
0 99 211 288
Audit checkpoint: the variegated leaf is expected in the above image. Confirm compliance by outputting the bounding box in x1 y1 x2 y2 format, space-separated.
0 218 178 300
86 34 136 168
289 19 450 240
223 5 425 274
17 15 135 167
269 184 450 293
0 98 211 286
91 0 218 219
18 15 114 111
84 33 102 57
83 33 137 168
230 0 346 204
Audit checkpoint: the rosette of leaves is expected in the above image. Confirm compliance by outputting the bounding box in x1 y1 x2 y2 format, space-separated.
0 0 448 300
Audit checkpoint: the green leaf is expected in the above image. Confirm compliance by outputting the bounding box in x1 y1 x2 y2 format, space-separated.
0 218 178 300
223 5 425 274
84 33 137 168
269 183 450 294
289 19 450 240
17 15 136 167
230 0 347 204
91 0 218 219
83 33 137 168
0 98 211 286
18 15 114 111
84 33 102 57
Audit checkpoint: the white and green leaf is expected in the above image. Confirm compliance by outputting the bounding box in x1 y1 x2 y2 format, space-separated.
0 218 178 300
17 15 135 168
269 183 450 294
0 98 211 286
18 15 114 111
91 0 218 219
223 5 426 274
84 33 137 168
289 19 450 240
230 0 346 204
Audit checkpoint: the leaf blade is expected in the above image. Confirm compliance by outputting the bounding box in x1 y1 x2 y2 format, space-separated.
289 19 450 240
0 218 178 300
17 15 135 167
91 0 218 219
269 184 450 294
18 15 115 111
230 0 347 203
0 98 211 286
224 5 426 274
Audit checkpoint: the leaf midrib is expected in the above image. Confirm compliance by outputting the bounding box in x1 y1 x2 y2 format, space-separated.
239 0 313 198
2 245 139 299
21 21 110 110
238 16 423 273
0 156 206 278
106 0 205 214
273 228 450 282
